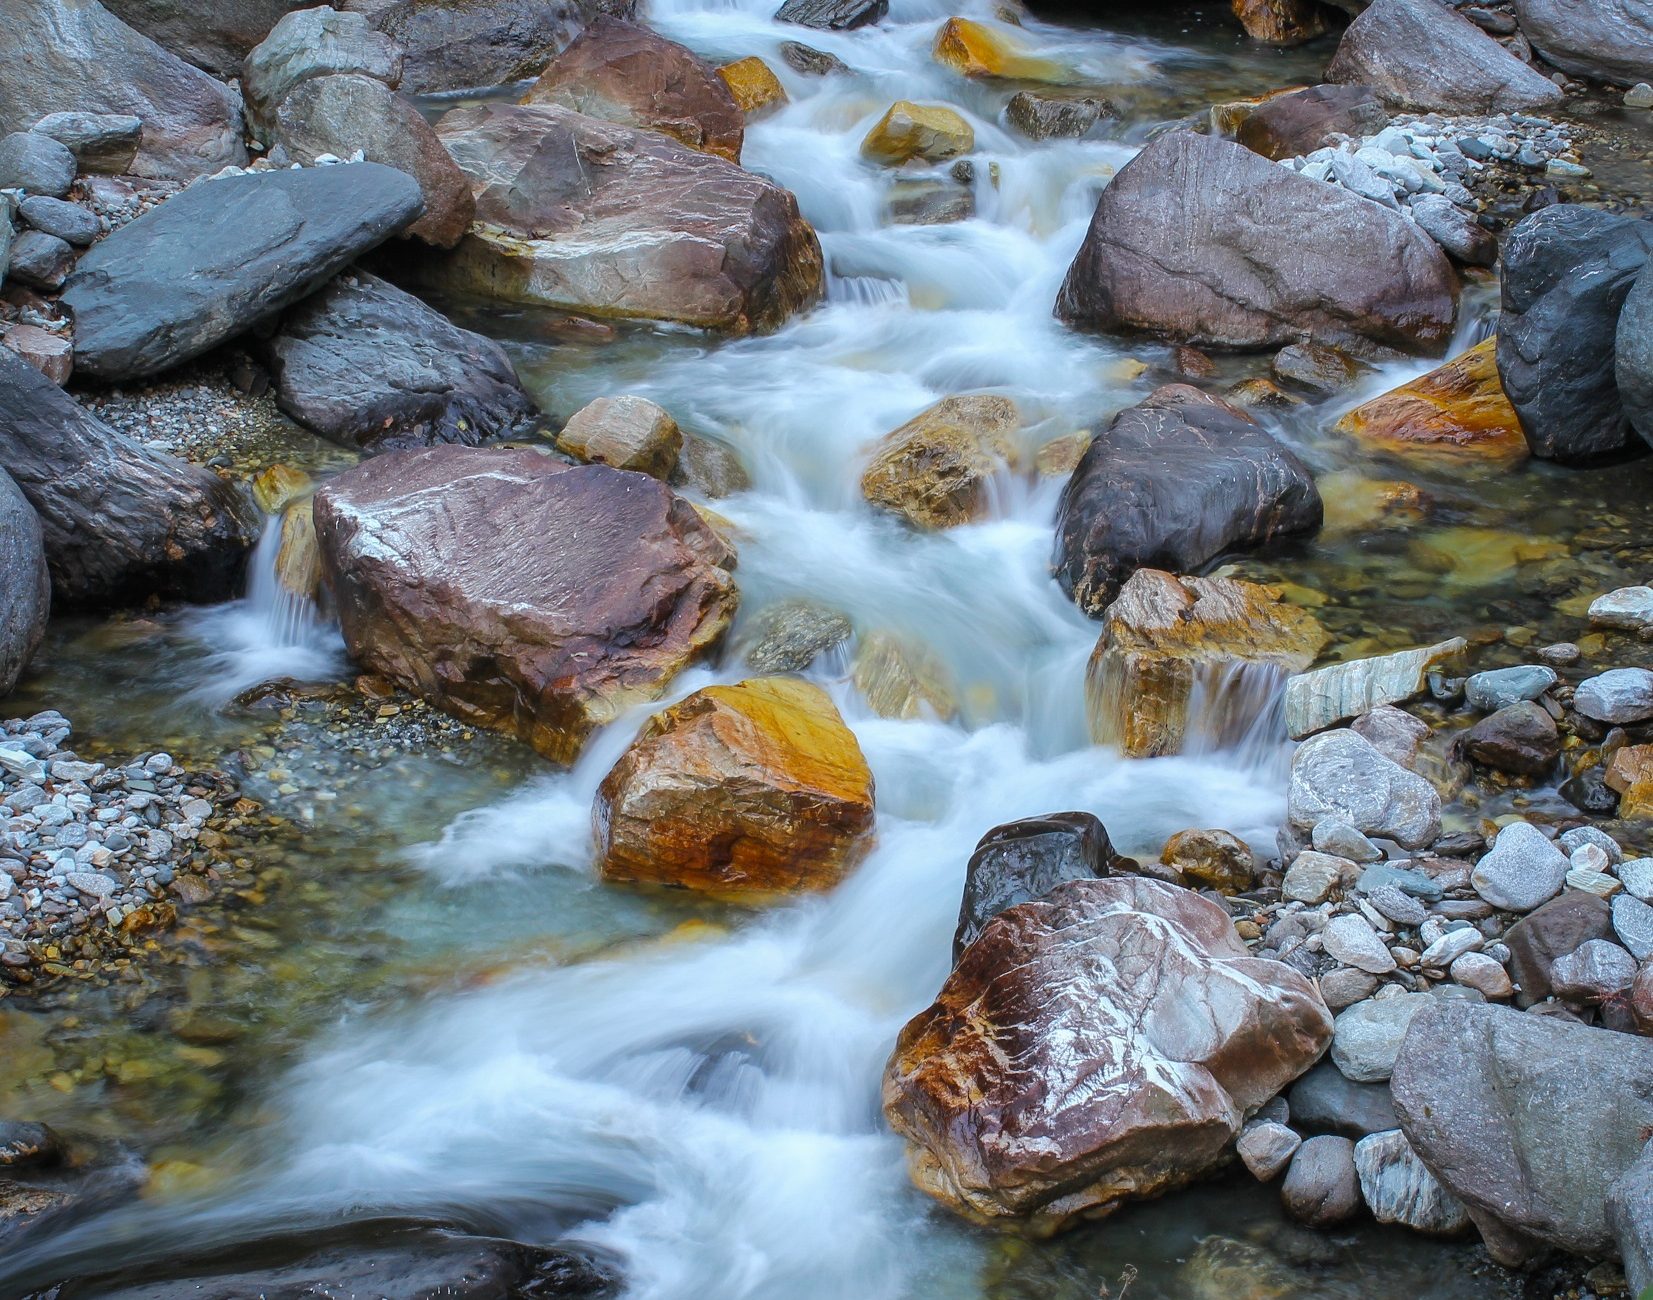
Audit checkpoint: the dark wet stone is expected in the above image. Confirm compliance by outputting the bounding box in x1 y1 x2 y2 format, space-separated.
1287 1061 1400 1138
954 811 1116 959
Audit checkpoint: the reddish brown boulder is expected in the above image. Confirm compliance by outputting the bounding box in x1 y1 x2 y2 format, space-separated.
521 17 743 163
1231 0 1335 46
595 677 875 898
1504 892 1615 1007
884 876 1332 1234
1235 83 1389 161
313 445 737 763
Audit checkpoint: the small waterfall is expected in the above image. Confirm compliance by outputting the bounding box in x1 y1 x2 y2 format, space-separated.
1181 659 1295 781
245 515 321 648
826 272 907 306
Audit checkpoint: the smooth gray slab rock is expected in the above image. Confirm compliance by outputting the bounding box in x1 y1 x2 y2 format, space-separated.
0 133 77 198
18 197 101 247
29 112 143 175
1287 729 1441 850
1055 130 1457 354
1327 0 1564 112
1575 667 1653 724
1510 0 1653 87
1408 193 1496 266
1282 1135 1361 1227
1464 664 1556 712
1471 821 1568 913
1285 640 1464 738
0 0 247 181
1289 1061 1400 1138
1392 1001 1653 1264
1498 205 1653 463
0 347 258 607
1613 893 1653 960
0 468 50 697
264 271 535 454
242 6 403 139
1608 1141 1653 1297
1332 993 1429 1083
7 232 76 292
63 162 423 381
1355 1128 1472 1235
1620 256 1653 448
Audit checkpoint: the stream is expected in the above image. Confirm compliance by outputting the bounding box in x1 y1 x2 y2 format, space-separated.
3 0 1653 1296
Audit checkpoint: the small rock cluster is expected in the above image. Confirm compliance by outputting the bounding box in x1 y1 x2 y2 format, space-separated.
0 711 235 988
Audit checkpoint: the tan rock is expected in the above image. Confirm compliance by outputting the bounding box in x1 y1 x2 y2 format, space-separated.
1034 432 1089 477
719 57 789 117
557 395 683 480
1231 0 1332 45
861 100 974 165
1283 637 1467 738
251 464 313 515
595 677 876 897
931 17 1069 82
852 629 957 720
274 497 320 600
1608 745 1653 819
1335 338 1528 463
860 394 1018 529
1318 470 1428 535
1163 828 1258 894
0 324 72 386
1087 569 1329 758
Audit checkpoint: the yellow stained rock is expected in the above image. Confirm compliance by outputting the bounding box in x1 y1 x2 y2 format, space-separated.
1608 746 1653 819
595 677 876 899
861 100 974 165
719 56 789 117
1087 569 1328 758
931 17 1069 83
1334 338 1528 464
1317 470 1428 535
860 394 1019 529
250 464 312 515
1230 0 1331 45
274 498 320 601
853 630 958 721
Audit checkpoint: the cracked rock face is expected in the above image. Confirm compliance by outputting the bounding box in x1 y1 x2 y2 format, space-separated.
883 876 1332 1235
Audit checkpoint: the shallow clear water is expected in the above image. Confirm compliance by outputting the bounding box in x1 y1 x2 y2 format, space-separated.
4 0 1653 1296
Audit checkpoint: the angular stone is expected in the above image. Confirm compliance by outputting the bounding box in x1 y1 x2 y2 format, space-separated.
860 101 973 165
1323 914 1398 975
29 112 143 175
1053 385 1321 615
1576 668 1653 724
1287 729 1441 850
522 17 744 163
1332 992 1428 1081
1504 892 1615 1006
954 811 1115 959
2 322 71 388
1284 639 1464 739
743 600 851 674
1232 0 1332 45
1281 1135 1361 1227
1614 894 1653 960
242 6 403 139
1238 1120 1302 1181
932 17 1068 81
1551 938 1637 1003
1471 821 1568 913
1608 745 1653 818
595 678 875 898
718 57 788 118
1408 194 1498 267
851 630 956 722
1367 884 1427 927
1283 850 1355 905
859 395 1017 530
1354 1128 1471 1236
1461 702 1560 778
778 41 850 75
558 396 681 480
883 877 1332 1232
19 197 101 248
312 446 737 763
6 233 76 293
63 163 424 382
1005 91 1106 141
1417 925 1481 969
1350 702 1430 768
1327 0 1564 112
1622 858 1653 900
1333 339 1526 463
774 0 886 30
1162 829 1256 895
1056 131 1457 354
1087 569 1326 758
1235 83 1390 161
1312 820 1382 863
1271 341 1366 398
1589 586 1653 632
1288 1060 1400 1138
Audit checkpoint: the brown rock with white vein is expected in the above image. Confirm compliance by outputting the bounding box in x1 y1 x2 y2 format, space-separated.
884 876 1333 1234
313 445 737 764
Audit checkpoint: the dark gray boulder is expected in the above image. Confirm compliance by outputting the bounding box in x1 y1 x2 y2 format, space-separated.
1618 254 1653 449
264 271 536 453
18 197 102 247
1052 384 1322 615
0 133 77 199
954 811 1115 960
1286 1061 1400 1138
62 162 424 382
1509 0 1653 87
0 348 259 608
1055 130 1457 355
774 0 887 29
0 470 50 697
0 0 247 181
28 112 143 175
1392 1000 1653 1266
1497 205 1653 463
7 232 77 292
1326 0 1565 112
1609 1141 1653 1297
242 6 404 140
100 0 308 77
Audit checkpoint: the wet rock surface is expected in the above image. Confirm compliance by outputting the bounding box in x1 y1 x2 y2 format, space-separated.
953 811 1115 958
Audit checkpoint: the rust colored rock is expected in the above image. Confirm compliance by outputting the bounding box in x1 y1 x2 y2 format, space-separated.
884 876 1333 1234
859 395 1018 530
595 677 875 897
1608 745 1653 818
313 445 737 764
557 395 682 480
522 17 744 163
1087 569 1327 758
1163 828 1258 894
1503 892 1615 1007
0 324 72 386
718 57 789 117
1235 83 1389 160
1055 130 1457 355
931 17 1069 81
429 102 823 334
1335 338 1527 463
1231 0 1334 46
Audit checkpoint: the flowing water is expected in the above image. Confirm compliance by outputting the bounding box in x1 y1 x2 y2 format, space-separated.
6 0 1653 1296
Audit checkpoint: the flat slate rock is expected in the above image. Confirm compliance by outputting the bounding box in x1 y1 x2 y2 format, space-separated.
63 162 424 382
265 271 537 453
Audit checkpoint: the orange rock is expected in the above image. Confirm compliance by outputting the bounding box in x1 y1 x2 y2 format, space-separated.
1335 338 1528 463
860 394 1019 529
719 56 789 117
595 677 876 898
1607 745 1653 819
1231 0 1332 46
931 17 1069 82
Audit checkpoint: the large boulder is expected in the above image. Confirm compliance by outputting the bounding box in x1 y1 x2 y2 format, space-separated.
0 470 50 696
242 6 404 137
263 271 536 453
1334 338 1528 463
1086 569 1327 758
0 348 259 607
1051 385 1322 615
312 446 737 764
1 0 248 181
1231 0 1335 46
427 103 822 333
352 0 639 95
1619 255 1653 448
859 395 1018 530
953 812 1116 959
521 17 744 164
883 876 1333 1234
1609 1142 1653 1297
1056 131 1456 354
1235 83 1389 160
1509 0 1653 87
1392 1001 1653 1265
594 677 875 898
1326 0 1564 111
62 163 425 382
1498 206 1653 463
268 75 474 247
100 0 305 76
1286 727 1441 848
